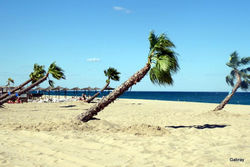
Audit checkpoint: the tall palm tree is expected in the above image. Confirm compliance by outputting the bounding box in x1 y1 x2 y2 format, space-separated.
85 67 120 103
214 52 250 111
0 62 65 106
0 64 45 101
77 31 179 122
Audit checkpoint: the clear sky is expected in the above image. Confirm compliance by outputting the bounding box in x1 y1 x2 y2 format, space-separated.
0 0 250 92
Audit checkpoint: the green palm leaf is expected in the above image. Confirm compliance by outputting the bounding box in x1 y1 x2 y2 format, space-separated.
239 57 250 65
29 64 46 83
225 51 250 90
148 31 158 50
226 51 240 68
148 31 179 86
48 80 55 87
149 66 173 85
8 78 14 84
225 75 234 87
240 80 249 90
104 67 120 82
48 62 66 80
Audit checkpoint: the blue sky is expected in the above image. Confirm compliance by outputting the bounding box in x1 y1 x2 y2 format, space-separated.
0 0 250 91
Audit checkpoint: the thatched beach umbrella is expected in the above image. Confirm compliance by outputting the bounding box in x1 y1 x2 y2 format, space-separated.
71 87 80 97
62 87 69 98
81 87 88 95
2 86 15 93
32 87 46 100
82 86 94 96
93 87 100 96
34 87 45 94
52 86 62 99
93 87 100 91
44 86 53 99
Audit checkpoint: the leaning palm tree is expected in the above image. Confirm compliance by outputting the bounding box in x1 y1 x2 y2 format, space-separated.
77 31 179 122
0 62 65 106
214 52 250 111
85 67 120 103
0 64 45 101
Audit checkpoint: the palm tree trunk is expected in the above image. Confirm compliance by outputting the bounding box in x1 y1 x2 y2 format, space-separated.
213 71 241 111
0 79 32 101
0 73 49 106
85 81 110 103
77 63 151 122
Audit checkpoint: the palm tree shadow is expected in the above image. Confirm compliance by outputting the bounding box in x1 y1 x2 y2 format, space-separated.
90 117 100 120
60 105 76 108
165 124 229 129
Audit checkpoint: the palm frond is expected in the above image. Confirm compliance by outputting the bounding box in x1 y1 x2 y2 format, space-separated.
29 64 46 83
8 78 14 84
240 80 249 90
48 62 66 80
148 31 178 86
225 75 234 87
240 67 250 73
239 57 250 65
104 67 120 81
154 34 175 52
149 66 173 85
48 80 55 87
226 51 240 68
148 31 158 50
156 54 179 73
230 70 236 78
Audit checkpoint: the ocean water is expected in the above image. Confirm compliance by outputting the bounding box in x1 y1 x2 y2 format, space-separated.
32 90 250 105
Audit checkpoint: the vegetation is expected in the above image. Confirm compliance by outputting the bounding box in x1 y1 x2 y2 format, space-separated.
0 64 45 101
85 67 120 103
77 31 179 122
6 78 14 89
214 51 250 111
0 62 65 106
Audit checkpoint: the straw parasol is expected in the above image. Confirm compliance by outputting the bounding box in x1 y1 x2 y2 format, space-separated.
34 87 45 94
52 86 63 99
44 86 53 98
81 87 94 96
71 87 80 97
62 87 69 98
93 87 100 92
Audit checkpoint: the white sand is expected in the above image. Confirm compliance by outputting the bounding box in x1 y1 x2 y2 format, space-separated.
0 99 250 167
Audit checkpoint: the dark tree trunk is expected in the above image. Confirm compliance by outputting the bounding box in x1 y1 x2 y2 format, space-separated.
0 74 49 106
77 63 151 122
213 71 241 111
0 79 32 101
85 81 110 103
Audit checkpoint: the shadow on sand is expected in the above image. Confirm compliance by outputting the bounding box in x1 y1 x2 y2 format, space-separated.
60 105 76 108
165 124 229 129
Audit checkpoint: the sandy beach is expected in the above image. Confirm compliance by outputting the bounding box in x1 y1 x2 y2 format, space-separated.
0 98 250 167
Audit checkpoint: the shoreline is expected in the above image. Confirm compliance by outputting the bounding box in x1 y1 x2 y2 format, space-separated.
28 94 250 106
29 90 250 105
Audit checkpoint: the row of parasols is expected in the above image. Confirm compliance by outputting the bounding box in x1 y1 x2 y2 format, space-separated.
32 86 114 91
32 86 114 97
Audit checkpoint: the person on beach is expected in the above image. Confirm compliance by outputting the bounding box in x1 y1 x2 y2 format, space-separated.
80 93 87 101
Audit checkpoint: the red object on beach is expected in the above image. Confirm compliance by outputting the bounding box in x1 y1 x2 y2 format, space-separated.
8 100 14 104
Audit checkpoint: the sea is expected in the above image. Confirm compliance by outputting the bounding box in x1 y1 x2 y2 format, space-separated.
32 90 250 105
